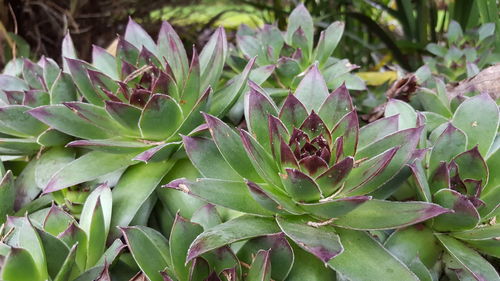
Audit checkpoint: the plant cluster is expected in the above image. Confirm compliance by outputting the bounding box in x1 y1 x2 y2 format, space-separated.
0 5 499 281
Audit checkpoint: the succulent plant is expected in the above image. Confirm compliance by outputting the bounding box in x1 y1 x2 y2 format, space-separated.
0 57 75 156
232 4 364 92
165 66 458 280
422 21 499 83
382 93 500 280
0 184 125 281
20 19 257 236
225 4 366 124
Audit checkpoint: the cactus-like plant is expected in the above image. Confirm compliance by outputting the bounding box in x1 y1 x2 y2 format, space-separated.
382 93 500 280
165 66 459 280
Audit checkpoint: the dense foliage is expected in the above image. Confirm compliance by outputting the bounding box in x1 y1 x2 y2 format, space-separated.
0 4 499 281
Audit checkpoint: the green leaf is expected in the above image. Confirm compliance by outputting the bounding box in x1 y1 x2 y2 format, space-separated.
451 93 499 155
62 33 78 72
333 199 450 230
199 27 227 92
279 94 308 133
294 64 329 112
237 233 294 281
452 224 500 258
58 223 88 272
384 225 441 268
208 57 255 117
447 20 463 44
385 99 417 130
158 21 189 85
92 45 118 80
478 23 495 43
247 250 271 281
122 226 170 281
35 147 75 189
81 184 112 239
124 18 158 56
35 228 70 279
139 94 183 140
353 127 423 195
170 214 203 280
49 71 77 104
429 123 467 174
358 115 399 150
18 217 48 279
328 228 419 281
110 160 174 238
244 86 278 151
432 189 480 232
315 21 344 66
0 105 47 136
1 247 43 281
203 113 261 181
43 204 75 236
183 136 242 181
44 151 137 193
453 146 488 189
0 171 15 223
165 178 273 216
437 234 500 281
415 89 452 117
83 198 106 268
29 105 111 139
240 130 282 188
191 204 222 230
285 243 337 281
53 244 78 281
276 215 343 263
298 196 370 219
65 58 104 105
186 215 280 262
286 4 314 52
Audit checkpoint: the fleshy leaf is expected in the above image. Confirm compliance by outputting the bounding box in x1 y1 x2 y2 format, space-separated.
281 168 322 202
342 147 399 195
286 4 313 52
29 105 111 139
186 215 280 262
199 27 227 93
111 160 174 238
1 247 43 281
429 123 467 174
328 228 419 281
203 113 261 181
124 18 158 56
165 178 273 216
384 225 442 269
318 84 353 130
92 45 118 79
104 101 142 135
294 64 329 112
330 110 359 156
453 146 488 189
437 234 500 281
298 196 370 219
333 199 450 230
139 94 183 140
157 21 189 84
315 21 344 66
358 115 399 149
183 136 242 181
121 226 170 281
44 151 137 193
247 250 272 281
170 214 203 280
315 156 354 196
237 233 294 281
279 94 309 133
385 99 417 130
432 189 480 232
451 93 499 155
244 85 278 151
240 129 282 187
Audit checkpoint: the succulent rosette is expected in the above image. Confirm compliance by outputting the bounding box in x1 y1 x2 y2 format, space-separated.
0 57 75 156
166 65 453 280
382 94 500 280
